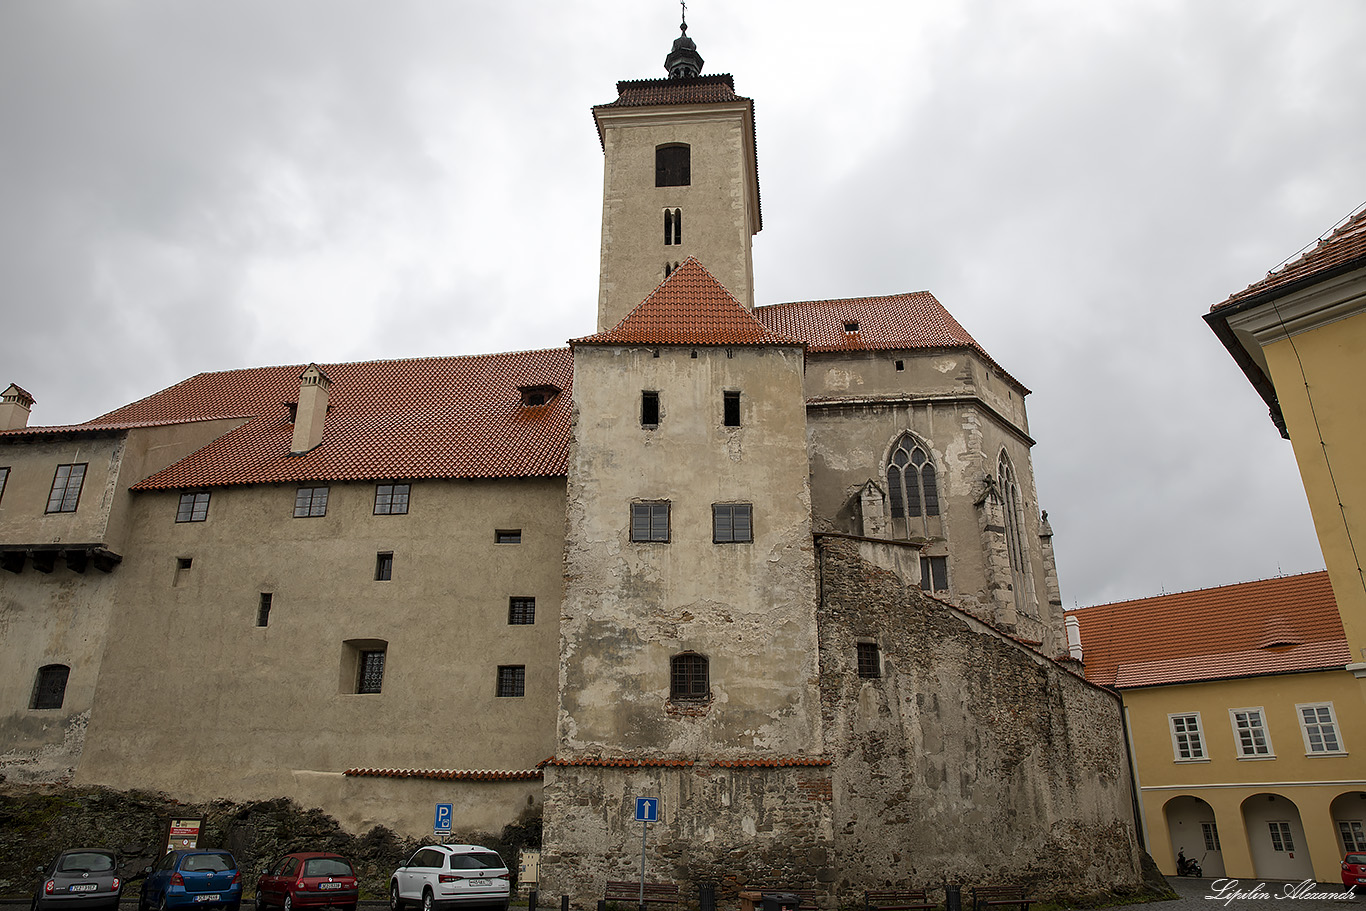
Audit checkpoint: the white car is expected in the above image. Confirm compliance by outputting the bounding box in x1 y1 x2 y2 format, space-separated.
389 845 510 911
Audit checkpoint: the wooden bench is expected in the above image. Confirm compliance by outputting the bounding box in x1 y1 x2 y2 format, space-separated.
969 886 1035 911
599 881 682 911
866 889 938 911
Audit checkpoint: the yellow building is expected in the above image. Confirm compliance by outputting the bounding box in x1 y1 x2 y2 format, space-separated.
1068 572 1366 883
1206 207 1366 672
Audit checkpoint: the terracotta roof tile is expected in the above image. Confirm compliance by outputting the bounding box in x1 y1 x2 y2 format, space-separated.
594 74 743 109
1066 571 1346 688
573 258 802 348
1214 206 1366 311
755 292 1027 392
111 349 573 490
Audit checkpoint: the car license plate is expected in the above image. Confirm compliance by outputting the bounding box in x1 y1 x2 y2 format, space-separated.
193 896 221 903
319 884 342 891
467 880 490 888
69 885 98 893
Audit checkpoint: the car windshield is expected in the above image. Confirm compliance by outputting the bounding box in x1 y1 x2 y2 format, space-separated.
59 853 115 873
181 854 234 873
1348 854 1366 864
302 859 353 878
448 854 503 871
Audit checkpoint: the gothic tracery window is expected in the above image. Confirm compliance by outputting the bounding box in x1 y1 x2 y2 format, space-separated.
887 434 939 538
998 452 1035 615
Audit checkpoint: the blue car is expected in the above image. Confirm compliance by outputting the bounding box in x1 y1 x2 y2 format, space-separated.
139 850 242 911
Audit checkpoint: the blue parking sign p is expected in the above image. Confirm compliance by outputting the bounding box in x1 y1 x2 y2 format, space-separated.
435 803 453 833
635 797 658 822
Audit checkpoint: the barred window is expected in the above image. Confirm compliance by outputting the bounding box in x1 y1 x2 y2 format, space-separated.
497 665 526 697
856 642 881 679
46 464 87 513
670 652 709 701
374 483 410 515
508 597 535 625
31 665 70 710
357 650 386 694
176 492 211 523
631 502 670 542
712 503 753 543
293 486 329 518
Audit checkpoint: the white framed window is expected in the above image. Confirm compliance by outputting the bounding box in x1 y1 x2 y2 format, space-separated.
1202 822 1221 852
1340 820 1366 853
1295 702 1345 754
1268 821 1295 852
1169 713 1207 761
1230 707 1274 758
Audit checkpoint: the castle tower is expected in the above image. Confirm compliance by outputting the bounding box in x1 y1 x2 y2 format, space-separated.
592 22 761 331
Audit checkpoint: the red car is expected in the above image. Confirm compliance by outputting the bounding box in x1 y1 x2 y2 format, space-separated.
255 854 357 911
1345 853 1366 892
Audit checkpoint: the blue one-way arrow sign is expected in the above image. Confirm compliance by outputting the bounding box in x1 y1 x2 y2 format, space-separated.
635 797 658 822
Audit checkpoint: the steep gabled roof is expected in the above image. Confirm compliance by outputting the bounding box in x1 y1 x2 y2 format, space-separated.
117 349 573 490
573 258 801 349
1066 571 1347 688
756 291 1027 393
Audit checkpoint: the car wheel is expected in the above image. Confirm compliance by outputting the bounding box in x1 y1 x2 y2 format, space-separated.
421 890 434 911
283 897 292 911
390 883 402 911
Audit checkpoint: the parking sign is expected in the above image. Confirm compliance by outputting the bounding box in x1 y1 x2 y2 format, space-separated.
435 803 453 833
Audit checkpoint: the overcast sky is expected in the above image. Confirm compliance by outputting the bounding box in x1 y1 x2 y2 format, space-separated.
2 1 1362 608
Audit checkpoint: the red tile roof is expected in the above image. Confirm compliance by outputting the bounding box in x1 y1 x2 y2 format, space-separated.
1214 206 1366 312
573 258 802 348
1066 571 1347 688
117 349 572 489
595 74 745 109
756 291 1026 392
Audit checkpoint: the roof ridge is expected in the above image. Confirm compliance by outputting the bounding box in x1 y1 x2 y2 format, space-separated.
1070 568 1331 611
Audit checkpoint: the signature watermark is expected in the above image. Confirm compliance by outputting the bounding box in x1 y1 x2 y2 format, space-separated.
1206 880 1358 905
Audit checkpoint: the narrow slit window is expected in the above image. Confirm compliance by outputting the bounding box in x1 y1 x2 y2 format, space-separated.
375 552 393 581
257 593 272 627
641 391 660 426
723 391 740 427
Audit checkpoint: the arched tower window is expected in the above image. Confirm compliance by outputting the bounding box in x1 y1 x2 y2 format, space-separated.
664 208 682 245
998 452 1035 615
670 652 709 701
887 434 939 538
656 144 691 187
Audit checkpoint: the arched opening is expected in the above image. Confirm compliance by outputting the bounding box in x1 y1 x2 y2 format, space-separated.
1331 790 1366 855
887 433 940 539
1163 795 1225 878
997 451 1036 616
1241 792 1314 881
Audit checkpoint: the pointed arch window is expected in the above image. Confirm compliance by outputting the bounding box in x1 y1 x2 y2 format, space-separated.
998 452 1036 616
887 435 939 538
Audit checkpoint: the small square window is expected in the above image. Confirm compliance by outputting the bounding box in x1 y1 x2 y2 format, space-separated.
509 597 535 625
856 642 880 678
46 463 87 514
376 552 393 581
641 391 660 426
631 502 670 542
844 321 859 333
176 557 193 571
294 486 329 518
497 665 526 697
31 665 70 710
895 360 905 372
357 649 386 694
496 529 522 544
176 492 211 523
374 483 410 515
257 593 272 627
723 391 740 427
712 503 753 543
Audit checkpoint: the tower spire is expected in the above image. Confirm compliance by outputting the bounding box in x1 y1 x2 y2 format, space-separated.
664 4 703 79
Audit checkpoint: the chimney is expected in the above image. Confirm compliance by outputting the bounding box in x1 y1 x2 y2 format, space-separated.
290 365 332 455
1064 614 1084 663
0 384 35 430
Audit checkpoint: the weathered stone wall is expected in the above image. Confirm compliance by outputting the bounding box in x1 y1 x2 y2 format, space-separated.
816 535 1144 900
539 764 835 909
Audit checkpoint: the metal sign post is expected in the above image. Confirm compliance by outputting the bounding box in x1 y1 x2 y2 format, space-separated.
634 798 658 910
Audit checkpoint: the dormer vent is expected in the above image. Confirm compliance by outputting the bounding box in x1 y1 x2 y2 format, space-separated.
519 384 562 407
0 383 35 430
290 364 332 455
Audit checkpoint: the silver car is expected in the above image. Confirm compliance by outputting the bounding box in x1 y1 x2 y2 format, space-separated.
33 849 122 911
389 845 509 911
